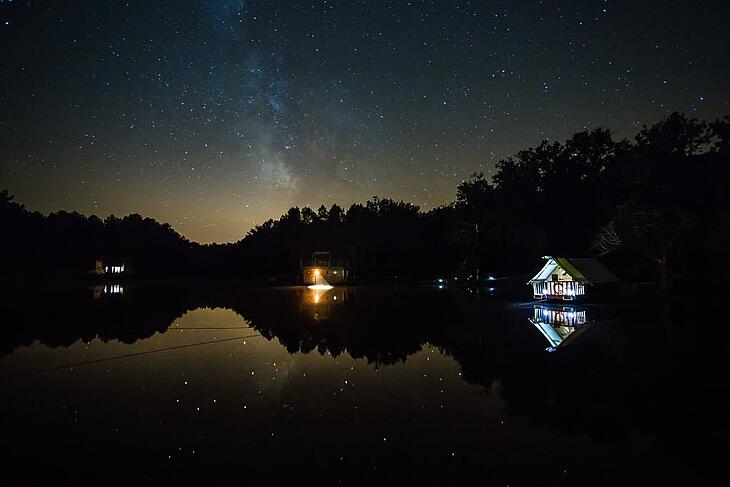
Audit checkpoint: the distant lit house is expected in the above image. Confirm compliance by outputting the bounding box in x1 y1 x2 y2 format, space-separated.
301 251 348 285
94 257 131 275
529 256 618 300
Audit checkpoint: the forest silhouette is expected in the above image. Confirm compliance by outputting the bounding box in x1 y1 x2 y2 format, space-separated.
2 112 729 288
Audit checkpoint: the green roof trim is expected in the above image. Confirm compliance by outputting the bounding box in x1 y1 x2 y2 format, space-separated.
529 257 620 284
554 257 587 282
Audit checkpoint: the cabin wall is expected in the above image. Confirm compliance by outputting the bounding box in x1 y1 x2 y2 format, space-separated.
95 259 129 274
302 266 347 284
554 267 573 281
105 264 126 274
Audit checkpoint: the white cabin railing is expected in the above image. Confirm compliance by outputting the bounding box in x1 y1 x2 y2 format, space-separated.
533 280 585 299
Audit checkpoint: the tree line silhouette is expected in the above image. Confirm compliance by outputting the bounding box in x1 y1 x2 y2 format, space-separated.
2 112 729 288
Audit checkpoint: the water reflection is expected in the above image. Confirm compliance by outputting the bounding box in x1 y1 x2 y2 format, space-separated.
91 283 125 299
301 286 348 321
530 304 591 352
0 283 722 485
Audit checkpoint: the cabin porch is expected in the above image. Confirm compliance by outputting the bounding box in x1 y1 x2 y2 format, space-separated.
532 280 585 300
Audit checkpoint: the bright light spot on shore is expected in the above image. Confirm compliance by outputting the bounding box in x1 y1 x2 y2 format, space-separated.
308 284 333 290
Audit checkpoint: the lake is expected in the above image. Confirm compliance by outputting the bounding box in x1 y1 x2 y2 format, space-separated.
0 282 726 485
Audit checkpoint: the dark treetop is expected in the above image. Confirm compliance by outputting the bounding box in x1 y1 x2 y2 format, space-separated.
2 112 729 289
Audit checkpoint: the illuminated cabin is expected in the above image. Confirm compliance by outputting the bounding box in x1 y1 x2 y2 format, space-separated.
529 256 618 301
301 251 348 285
94 257 131 275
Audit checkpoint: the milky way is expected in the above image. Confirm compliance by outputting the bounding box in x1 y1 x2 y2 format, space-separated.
1 1 728 242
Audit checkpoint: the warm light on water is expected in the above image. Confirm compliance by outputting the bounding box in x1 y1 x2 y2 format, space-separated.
308 267 334 290
307 284 334 290
0 284 713 485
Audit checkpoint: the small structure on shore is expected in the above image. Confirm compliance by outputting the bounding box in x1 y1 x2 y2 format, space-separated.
301 251 347 285
529 256 618 300
94 257 132 275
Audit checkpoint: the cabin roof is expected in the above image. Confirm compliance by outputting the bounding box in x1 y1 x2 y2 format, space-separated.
529 257 619 283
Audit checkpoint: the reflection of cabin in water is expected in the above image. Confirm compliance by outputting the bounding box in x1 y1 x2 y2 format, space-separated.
94 257 132 275
529 256 618 300
301 251 348 285
530 304 590 351
92 283 125 300
300 286 348 321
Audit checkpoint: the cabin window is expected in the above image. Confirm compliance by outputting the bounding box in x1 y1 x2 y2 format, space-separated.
551 273 559 281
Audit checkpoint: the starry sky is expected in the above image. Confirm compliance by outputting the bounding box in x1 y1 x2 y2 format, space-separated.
1 1 728 242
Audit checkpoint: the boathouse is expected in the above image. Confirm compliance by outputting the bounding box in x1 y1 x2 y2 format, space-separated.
529 256 618 300
301 251 348 285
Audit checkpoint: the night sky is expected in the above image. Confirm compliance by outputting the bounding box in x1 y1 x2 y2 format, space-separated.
1 1 728 242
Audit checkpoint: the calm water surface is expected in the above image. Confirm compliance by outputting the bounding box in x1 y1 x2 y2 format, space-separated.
0 284 726 485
